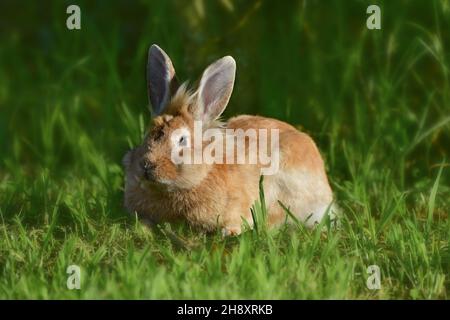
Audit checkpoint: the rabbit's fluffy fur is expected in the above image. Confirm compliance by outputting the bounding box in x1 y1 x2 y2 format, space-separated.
123 45 334 236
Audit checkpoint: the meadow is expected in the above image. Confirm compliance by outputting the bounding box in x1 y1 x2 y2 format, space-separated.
0 0 448 299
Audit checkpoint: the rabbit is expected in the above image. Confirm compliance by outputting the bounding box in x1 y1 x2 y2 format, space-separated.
123 44 335 236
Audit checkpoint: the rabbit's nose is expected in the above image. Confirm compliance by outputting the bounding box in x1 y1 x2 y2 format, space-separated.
140 160 156 180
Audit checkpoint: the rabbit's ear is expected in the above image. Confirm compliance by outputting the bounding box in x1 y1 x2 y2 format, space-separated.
195 56 236 122
147 44 178 116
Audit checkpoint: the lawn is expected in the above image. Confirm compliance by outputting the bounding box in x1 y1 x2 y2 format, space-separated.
0 0 448 299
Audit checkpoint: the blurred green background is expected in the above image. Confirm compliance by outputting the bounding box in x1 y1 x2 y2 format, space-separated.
0 0 448 299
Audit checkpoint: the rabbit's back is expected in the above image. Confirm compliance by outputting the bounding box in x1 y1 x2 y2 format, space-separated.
227 115 334 228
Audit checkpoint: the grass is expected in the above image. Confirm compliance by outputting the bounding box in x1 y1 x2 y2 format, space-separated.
0 0 449 299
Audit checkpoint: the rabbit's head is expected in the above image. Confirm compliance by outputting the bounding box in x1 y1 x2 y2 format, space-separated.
123 45 236 190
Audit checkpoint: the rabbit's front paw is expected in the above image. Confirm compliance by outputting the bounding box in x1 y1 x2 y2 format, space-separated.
221 225 242 237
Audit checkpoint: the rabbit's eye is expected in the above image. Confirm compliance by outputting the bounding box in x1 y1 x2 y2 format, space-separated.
179 135 188 146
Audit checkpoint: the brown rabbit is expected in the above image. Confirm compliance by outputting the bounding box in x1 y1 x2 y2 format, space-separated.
123 44 335 236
